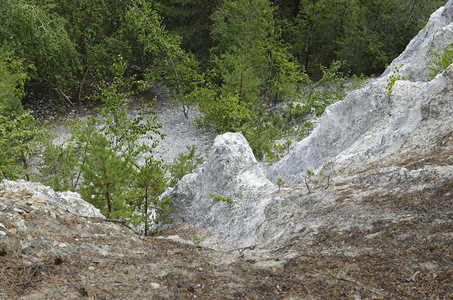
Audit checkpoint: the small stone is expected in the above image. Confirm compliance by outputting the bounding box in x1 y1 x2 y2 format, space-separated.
88 266 95 271
150 282 160 289
0 223 6 230
0 231 6 237
13 208 25 215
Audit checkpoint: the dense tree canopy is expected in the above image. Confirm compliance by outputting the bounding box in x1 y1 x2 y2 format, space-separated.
0 0 444 97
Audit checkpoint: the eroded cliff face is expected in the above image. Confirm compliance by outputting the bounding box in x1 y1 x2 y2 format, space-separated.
268 0 453 184
166 0 453 256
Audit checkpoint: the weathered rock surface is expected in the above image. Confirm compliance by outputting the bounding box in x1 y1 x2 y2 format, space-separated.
163 6 453 298
0 180 103 219
2 178 297 299
167 2 453 249
268 0 453 184
162 132 276 247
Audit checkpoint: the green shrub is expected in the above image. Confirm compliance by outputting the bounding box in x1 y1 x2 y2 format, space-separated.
130 157 171 236
209 193 233 205
196 91 252 134
168 145 203 187
386 64 406 99
429 45 453 80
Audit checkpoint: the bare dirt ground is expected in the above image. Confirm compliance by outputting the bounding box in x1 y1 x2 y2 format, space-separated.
1 145 452 299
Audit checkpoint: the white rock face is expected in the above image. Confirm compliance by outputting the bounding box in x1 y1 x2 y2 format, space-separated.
162 132 276 246
382 1 453 81
166 1 453 250
0 179 103 218
267 2 453 185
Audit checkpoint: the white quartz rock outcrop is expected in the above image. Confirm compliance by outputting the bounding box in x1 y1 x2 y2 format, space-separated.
0 179 103 218
382 0 453 81
162 132 276 246
267 2 453 185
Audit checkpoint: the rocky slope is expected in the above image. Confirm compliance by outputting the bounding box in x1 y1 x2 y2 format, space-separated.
1 2 453 299
167 0 453 248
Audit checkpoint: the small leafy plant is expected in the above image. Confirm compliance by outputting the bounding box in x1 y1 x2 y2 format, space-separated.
209 193 233 204
429 45 453 80
319 161 342 189
193 235 205 244
386 64 407 99
300 162 341 193
276 177 285 190
302 170 316 194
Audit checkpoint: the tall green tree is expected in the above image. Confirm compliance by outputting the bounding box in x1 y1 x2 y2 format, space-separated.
211 0 300 106
156 0 218 62
131 157 170 236
80 133 134 218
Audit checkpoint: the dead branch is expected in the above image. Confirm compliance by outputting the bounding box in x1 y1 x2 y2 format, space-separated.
406 271 420 282
57 87 73 106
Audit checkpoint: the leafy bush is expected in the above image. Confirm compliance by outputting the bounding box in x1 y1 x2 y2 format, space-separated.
429 45 453 80
168 145 203 187
209 193 233 205
0 48 44 180
0 0 80 87
298 61 356 117
0 112 44 180
38 141 80 192
196 92 252 134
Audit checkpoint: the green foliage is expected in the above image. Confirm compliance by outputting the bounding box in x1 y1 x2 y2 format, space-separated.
211 0 300 106
209 193 233 205
125 0 202 118
429 45 453 80
93 77 165 157
241 109 285 161
298 61 365 117
386 64 407 99
302 169 315 194
80 133 133 218
0 48 44 180
168 145 203 187
274 139 292 156
0 48 28 115
289 0 444 77
276 177 285 190
0 111 44 180
196 92 252 134
0 0 80 87
130 157 171 236
319 161 342 189
38 141 80 191
192 235 205 244
73 78 166 223
299 162 341 194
